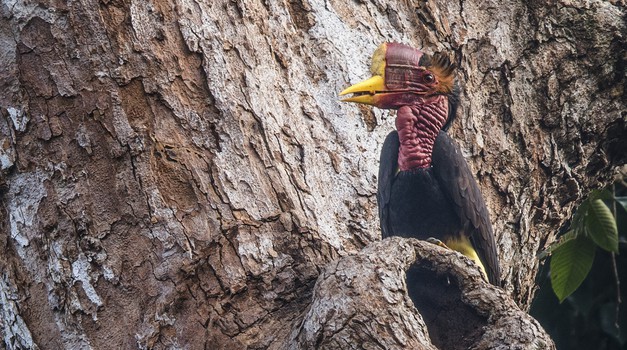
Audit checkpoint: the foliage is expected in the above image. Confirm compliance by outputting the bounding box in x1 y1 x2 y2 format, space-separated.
532 181 627 349
549 234 596 303
540 189 621 302
531 248 627 349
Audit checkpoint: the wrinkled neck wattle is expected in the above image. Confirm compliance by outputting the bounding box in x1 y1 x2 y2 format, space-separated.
396 96 448 170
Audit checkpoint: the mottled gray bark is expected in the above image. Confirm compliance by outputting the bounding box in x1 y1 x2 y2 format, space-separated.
0 0 624 348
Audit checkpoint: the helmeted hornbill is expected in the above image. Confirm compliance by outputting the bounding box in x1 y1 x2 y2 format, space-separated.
340 43 501 286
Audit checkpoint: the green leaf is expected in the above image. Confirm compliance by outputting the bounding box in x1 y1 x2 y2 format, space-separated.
551 236 596 303
589 188 615 201
537 230 577 260
585 199 619 252
571 200 590 236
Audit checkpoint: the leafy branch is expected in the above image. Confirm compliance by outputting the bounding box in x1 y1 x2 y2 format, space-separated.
540 188 625 302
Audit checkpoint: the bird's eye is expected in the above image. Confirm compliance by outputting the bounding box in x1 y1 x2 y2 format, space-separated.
424 73 435 83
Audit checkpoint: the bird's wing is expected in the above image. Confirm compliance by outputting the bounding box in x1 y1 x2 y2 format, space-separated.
377 131 400 238
432 131 501 285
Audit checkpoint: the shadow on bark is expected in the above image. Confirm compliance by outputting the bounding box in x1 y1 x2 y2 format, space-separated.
407 265 487 350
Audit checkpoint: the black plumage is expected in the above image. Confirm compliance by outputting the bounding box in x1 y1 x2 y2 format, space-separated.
377 130 501 285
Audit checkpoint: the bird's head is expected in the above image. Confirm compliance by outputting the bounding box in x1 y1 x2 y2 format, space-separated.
340 43 457 110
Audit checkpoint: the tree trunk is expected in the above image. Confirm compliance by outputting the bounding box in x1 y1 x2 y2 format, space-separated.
0 0 624 348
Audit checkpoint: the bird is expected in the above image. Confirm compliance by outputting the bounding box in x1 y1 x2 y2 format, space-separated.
340 42 501 286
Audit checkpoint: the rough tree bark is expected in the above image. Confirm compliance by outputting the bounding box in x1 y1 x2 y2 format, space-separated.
0 0 624 349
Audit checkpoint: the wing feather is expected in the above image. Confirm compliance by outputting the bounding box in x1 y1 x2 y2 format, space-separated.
377 131 400 238
432 132 501 285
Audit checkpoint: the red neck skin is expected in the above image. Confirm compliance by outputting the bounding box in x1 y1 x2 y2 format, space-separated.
395 95 449 170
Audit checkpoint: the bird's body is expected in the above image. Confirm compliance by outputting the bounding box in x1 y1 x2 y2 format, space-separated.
386 161 459 239
378 130 500 284
341 42 501 285
380 132 464 239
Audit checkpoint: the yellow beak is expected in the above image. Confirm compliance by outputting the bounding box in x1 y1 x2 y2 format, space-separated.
339 75 386 105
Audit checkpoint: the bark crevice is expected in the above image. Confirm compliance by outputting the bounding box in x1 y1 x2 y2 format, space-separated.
289 238 554 349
